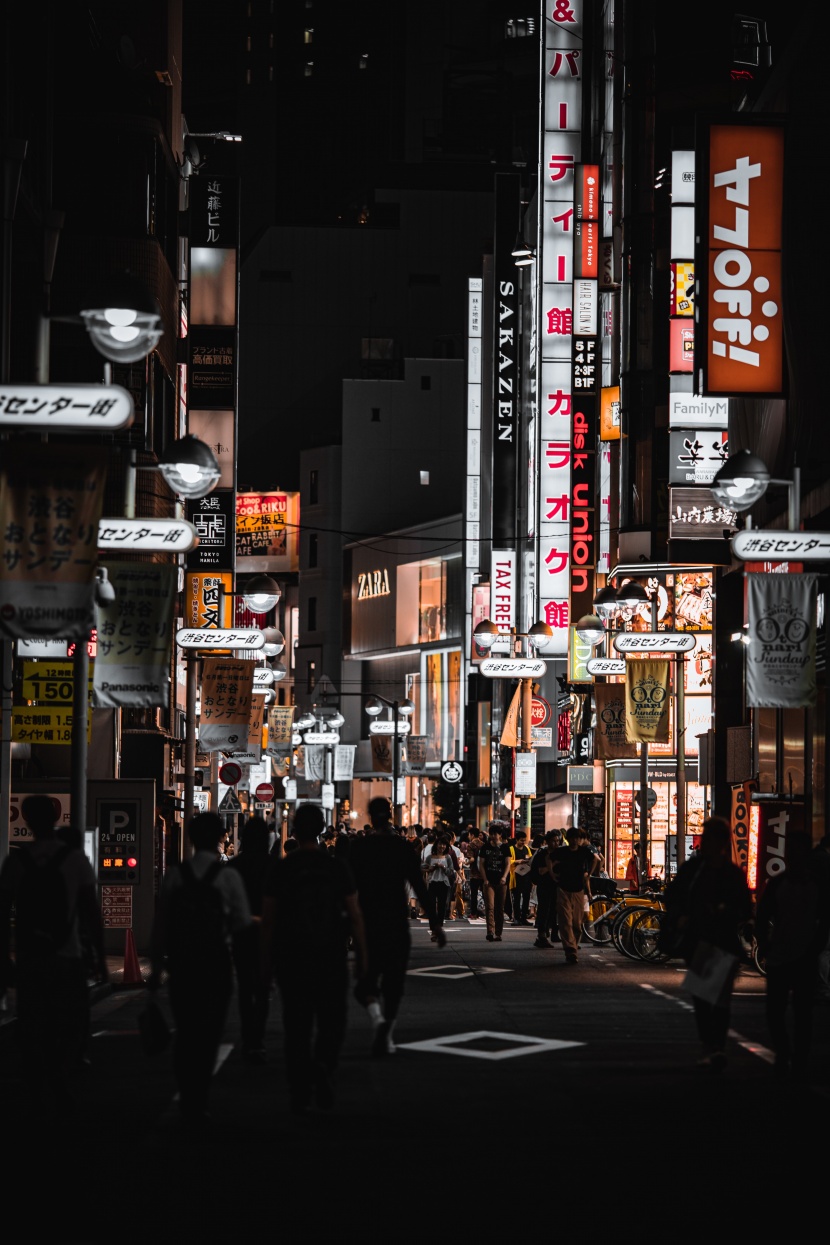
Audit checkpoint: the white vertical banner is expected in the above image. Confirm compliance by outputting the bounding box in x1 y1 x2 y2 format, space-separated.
490 549 516 654
746 574 817 708
514 751 537 796
334 744 356 782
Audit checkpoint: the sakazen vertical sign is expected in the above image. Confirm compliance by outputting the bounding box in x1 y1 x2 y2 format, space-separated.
538 0 584 657
492 173 521 547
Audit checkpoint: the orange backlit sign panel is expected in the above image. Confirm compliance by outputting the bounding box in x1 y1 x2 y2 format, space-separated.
701 122 785 396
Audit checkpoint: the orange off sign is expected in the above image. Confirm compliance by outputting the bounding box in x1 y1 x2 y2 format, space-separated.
531 697 551 729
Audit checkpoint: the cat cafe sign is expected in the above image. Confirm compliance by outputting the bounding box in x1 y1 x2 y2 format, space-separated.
356 568 391 600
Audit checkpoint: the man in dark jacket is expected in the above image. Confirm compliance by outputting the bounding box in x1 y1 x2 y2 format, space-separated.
261 803 366 1113
0 795 108 1114
229 816 273 1062
348 796 445 1056
756 830 830 1079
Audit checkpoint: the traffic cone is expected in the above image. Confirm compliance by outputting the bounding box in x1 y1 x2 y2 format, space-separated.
123 929 143 987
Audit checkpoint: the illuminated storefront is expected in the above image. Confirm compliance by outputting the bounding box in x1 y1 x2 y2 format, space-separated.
346 531 464 826
593 566 714 880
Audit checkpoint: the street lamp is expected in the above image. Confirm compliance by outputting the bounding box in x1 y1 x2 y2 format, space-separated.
242 575 281 613
574 614 605 646
712 449 800 529
79 271 163 364
260 628 285 657
157 434 221 499
365 693 415 825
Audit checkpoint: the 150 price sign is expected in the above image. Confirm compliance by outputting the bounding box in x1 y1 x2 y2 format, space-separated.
22 661 93 704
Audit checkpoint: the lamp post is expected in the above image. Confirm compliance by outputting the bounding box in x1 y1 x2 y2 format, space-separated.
713 450 817 822
60 274 165 837
185 578 283 840
473 618 554 832
365 693 415 826
293 706 345 823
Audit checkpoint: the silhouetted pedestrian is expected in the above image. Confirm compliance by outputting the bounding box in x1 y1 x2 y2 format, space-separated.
349 795 445 1056
149 812 251 1127
756 830 830 1080
229 816 273 1062
0 796 108 1117
261 804 367 1113
663 816 752 1072
531 830 561 947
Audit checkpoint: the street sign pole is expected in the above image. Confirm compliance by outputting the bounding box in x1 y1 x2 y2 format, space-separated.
392 701 400 827
71 633 89 841
183 653 198 861
676 649 686 867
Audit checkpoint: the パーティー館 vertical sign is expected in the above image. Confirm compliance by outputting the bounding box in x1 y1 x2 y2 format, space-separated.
538 0 585 657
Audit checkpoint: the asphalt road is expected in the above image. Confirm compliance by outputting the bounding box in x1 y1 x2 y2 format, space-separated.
2 919 827 1238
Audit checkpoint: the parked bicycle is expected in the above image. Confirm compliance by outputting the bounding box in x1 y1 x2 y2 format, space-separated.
583 883 665 956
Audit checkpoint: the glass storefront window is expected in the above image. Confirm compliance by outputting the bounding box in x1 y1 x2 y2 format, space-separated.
418 561 446 643
608 778 706 880
420 648 462 763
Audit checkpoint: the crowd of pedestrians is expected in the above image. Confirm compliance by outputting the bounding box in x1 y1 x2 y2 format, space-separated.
4 799 830 1128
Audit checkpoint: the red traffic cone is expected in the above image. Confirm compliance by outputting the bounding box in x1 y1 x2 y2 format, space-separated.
123 929 143 987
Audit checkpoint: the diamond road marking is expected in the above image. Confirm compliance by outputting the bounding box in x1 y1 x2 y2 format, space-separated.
407 965 512 980
395 1029 584 1061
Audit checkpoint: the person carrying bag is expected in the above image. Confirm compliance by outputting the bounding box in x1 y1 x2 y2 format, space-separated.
663 817 752 1073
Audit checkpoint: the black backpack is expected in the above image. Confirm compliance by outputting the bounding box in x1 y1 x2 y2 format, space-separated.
14 844 74 964
166 861 231 971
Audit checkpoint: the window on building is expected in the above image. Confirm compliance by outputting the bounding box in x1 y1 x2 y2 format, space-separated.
420 471 429 485
371 407 381 422
306 659 316 693
309 468 318 504
304 28 313 43
308 533 318 567
308 597 317 631
420 375 431 390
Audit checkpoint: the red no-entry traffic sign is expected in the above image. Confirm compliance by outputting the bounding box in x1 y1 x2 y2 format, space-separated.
255 782 275 802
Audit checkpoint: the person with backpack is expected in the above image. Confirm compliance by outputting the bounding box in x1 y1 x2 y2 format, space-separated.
0 795 108 1115
148 812 251 1127
260 802 367 1114
530 829 562 948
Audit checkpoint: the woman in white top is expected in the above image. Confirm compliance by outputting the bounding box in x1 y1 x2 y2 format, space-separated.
424 839 455 941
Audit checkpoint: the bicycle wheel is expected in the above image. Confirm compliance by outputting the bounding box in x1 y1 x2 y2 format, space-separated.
612 905 653 959
630 908 671 962
582 896 617 944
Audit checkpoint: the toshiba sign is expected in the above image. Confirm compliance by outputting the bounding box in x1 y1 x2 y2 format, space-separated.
698 121 784 397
